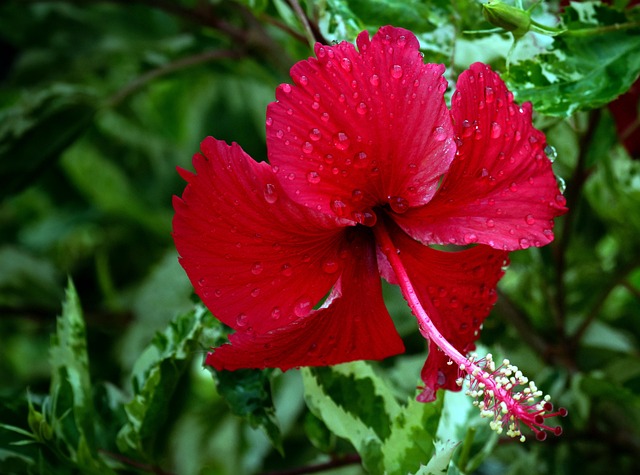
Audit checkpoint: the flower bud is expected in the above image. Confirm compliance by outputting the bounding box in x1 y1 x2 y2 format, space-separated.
482 0 532 38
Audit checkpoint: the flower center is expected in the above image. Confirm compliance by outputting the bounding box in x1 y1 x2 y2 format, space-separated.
372 218 567 442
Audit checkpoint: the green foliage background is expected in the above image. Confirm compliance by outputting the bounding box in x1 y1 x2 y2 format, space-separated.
1 1 639 474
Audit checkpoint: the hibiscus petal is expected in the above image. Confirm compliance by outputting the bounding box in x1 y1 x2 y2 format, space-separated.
266 25 455 223
173 137 347 334
394 63 567 251
385 220 508 401
206 231 405 371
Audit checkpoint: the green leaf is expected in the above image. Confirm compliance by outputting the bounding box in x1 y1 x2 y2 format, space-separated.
213 368 283 454
302 361 443 474
0 85 97 200
413 439 459 475
116 305 207 458
506 2 640 116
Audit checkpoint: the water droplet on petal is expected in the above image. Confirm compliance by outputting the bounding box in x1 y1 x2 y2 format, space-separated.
432 126 447 141
309 128 321 141
391 64 403 79
281 84 292 93
353 151 368 168
276 129 284 139
302 142 313 154
490 121 502 139
266 117 273 126
370 74 380 86
357 102 367 115
250 288 260 297
464 233 478 244
389 196 409 214
544 145 557 162
555 194 567 207
509 182 518 192
484 85 494 102
486 218 495 228
271 307 281 319
397 35 407 46
333 132 350 151
236 313 248 327
281 263 293 277
307 171 321 184
340 57 352 71
251 262 263 275
264 183 278 203
525 214 536 225
299 75 308 86
330 199 348 217
519 238 530 249
322 260 339 274
294 297 312 317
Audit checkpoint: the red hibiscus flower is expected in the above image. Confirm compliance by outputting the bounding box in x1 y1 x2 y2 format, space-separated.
173 26 567 440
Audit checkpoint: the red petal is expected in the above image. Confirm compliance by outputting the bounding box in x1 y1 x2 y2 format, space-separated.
266 26 455 222
385 220 508 401
394 63 567 251
173 137 347 334
206 231 405 370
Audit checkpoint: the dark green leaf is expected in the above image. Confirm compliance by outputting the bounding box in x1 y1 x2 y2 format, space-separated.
214 368 283 454
0 86 97 200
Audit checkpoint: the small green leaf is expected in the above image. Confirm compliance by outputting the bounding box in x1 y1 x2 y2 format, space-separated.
213 368 283 454
412 440 459 475
116 305 207 458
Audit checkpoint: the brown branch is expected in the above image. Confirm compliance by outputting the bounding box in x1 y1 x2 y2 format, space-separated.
260 454 361 475
99 450 175 475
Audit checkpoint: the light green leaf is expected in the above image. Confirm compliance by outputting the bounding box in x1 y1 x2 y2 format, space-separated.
506 2 640 116
413 439 459 475
303 361 443 474
116 305 207 458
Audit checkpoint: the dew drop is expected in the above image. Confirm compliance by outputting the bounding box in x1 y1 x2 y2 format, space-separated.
263 183 278 204
309 128 321 141
509 182 518 192
302 141 313 154
357 102 367 115
519 238 530 249
271 307 281 320
322 260 339 274
486 218 495 228
545 144 557 162
352 189 363 202
266 117 273 126
321 112 330 122
307 171 321 184
353 151 368 168
299 75 308 86
236 313 248 327
432 126 447 141
276 129 284 139
250 288 260 297
525 214 536 225
389 196 409 214
340 57 352 71
281 84 292 93
555 194 567 207
370 74 380 86
397 35 407 46
294 297 312 317
490 121 502 139
485 86 495 103
330 199 348 217
464 233 478 244
281 263 293 277
391 64 403 79
333 132 350 151
251 262 263 275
